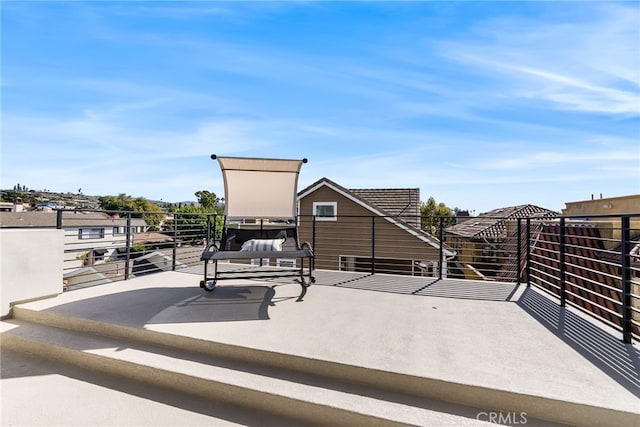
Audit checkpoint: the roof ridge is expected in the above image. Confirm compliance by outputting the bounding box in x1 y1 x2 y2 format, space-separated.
350 187 420 191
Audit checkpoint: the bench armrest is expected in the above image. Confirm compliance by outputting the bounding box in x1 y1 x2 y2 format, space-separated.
200 242 220 261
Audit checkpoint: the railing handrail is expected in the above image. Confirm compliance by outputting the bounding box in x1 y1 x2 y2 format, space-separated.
3 208 638 344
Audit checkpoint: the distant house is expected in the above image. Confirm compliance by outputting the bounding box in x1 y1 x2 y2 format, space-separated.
35 201 61 212
297 178 455 277
0 198 27 212
560 193 640 254
444 204 558 279
0 211 147 269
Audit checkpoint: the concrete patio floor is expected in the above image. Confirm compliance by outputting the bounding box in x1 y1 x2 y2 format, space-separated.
2 268 639 426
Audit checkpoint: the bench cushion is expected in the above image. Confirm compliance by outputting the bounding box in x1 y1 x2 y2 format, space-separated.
240 238 285 252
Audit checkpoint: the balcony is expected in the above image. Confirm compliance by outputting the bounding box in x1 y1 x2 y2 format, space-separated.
1 210 638 426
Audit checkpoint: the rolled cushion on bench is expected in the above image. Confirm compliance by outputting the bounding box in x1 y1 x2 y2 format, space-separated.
240 238 285 252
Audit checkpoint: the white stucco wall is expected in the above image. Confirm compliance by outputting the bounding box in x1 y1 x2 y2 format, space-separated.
0 229 64 317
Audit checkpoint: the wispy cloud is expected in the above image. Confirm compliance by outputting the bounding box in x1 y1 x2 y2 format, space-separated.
481 146 639 171
439 3 640 116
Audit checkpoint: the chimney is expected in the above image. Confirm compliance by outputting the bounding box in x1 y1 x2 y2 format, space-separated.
456 210 471 224
13 197 24 212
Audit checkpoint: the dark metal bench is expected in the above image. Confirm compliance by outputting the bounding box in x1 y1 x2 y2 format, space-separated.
200 225 314 300
199 155 314 301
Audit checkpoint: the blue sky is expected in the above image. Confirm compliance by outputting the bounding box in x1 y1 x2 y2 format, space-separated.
2 1 639 214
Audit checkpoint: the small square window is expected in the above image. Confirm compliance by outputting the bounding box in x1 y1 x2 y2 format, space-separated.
313 202 337 221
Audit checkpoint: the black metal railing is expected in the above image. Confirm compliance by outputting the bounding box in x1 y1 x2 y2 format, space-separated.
304 212 639 343
55 209 223 290
523 214 639 345
9 209 635 344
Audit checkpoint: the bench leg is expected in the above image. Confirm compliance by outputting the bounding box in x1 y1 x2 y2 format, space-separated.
297 282 308 302
200 260 217 292
296 256 314 302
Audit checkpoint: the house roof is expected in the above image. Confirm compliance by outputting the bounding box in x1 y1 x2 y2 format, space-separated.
298 177 454 255
299 178 418 216
445 205 558 240
350 188 420 228
0 211 147 228
133 232 174 244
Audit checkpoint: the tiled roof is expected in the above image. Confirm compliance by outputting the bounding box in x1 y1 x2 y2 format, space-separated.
529 223 624 328
598 235 640 263
350 188 420 228
496 221 544 282
133 232 174 244
0 211 58 227
445 205 558 240
0 211 146 228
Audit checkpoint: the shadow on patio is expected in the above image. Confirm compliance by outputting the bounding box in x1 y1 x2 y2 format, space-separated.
39 284 293 324
517 287 640 397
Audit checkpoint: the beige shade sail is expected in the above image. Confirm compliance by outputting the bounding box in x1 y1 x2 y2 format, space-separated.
215 155 306 220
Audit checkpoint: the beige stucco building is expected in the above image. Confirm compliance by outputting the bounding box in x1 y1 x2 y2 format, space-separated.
562 194 640 216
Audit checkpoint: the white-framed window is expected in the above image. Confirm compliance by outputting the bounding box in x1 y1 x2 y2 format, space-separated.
313 202 337 221
113 226 141 236
78 228 105 239
251 258 270 266
277 258 296 268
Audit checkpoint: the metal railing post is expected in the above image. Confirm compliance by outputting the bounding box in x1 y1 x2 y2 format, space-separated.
517 218 522 285
439 216 444 280
172 213 178 271
371 216 376 275
621 215 632 344
526 218 531 288
312 215 317 272
56 209 63 229
206 214 212 244
259 219 264 267
559 217 566 307
125 213 131 280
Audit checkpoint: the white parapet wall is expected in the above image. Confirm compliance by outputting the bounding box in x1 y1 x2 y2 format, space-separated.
0 228 64 317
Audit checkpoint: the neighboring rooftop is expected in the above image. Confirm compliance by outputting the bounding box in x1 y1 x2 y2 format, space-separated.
350 187 420 222
445 204 558 240
0 211 147 228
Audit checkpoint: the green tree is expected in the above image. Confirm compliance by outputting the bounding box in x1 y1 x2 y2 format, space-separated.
98 194 165 230
420 197 457 236
99 193 137 211
1 190 24 203
194 190 219 210
1 189 33 206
